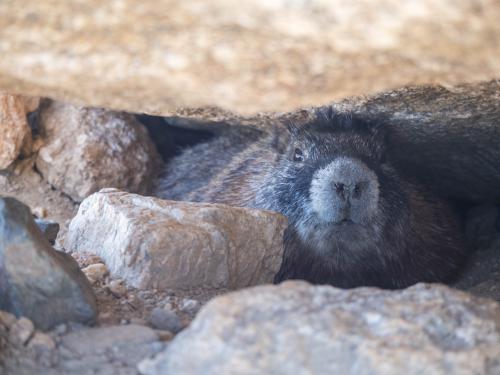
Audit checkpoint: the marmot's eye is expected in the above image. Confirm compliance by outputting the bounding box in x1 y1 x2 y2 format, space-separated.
293 148 304 162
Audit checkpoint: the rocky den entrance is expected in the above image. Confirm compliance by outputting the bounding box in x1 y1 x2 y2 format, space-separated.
1 2 500 374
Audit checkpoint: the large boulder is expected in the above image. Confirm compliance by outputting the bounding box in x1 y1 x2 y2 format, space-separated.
0 197 97 330
0 1 499 115
35 101 160 202
140 282 500 375
66 189 287 290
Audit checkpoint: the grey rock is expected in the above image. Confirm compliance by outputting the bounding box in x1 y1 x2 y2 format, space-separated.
149 307 182 333
34 218 60 245
0 197 97 330
60 324 159 357
35 100 161 202
66 189 286 290
141 282 500 375
107 279 127 298
179 298 202 315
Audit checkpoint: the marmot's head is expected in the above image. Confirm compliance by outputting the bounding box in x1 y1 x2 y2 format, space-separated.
267 109 405 255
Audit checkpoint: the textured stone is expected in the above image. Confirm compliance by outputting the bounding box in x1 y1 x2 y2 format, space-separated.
0 197 97 330
66 189 286 290
149 307 183 333
179 298 202 315
8 317 34 346
81 263 108 285
0 1 499 115
60 324 159 357
35 100 160 202
34 218 60 245
107 279 127 298
0 94 32 169
141 282 500 375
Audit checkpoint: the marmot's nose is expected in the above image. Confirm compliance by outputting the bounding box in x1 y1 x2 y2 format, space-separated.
333 182 364 201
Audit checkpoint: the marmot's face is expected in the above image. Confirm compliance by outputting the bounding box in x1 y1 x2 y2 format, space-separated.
275 116 396 255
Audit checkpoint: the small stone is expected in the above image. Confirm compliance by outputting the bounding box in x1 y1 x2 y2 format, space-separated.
32 206 48 219
9 317 34 345
28 331 56 351
82 263 108 284
179 299 201 315
34 218 60 245
107 279 127 298
149 307 183 333
0 310 17 328
155 330 174 341
52 323 68 336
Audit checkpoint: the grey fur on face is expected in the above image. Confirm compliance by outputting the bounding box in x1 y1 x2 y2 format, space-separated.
309 157 379 225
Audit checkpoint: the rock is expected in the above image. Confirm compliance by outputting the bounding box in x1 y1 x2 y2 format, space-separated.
155 330 174 342
141 282 500 375
60 325 158 356
66 189 286 290
0 2 500 115
35 100 160 202
81 263 108 285
107 279 127 298
32 206 48 219
0 310 17 329
179 298 201 315
27 331 56 351
0 94 32 169
8 317 34 346
0 197 97 330
149 307 183 333
34 218 60 245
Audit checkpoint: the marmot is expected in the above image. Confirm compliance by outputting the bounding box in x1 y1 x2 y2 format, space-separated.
153 108 467 289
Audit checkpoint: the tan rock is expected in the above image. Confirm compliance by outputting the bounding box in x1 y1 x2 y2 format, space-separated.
0 1 499 115
82 263 109 285
66 189 287 290
0 93 32 169
35 101 161 202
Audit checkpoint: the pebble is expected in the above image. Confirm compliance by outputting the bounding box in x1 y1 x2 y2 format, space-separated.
179 298 202 315
108 279 127 297
0 310 17 328
155 329 174 341
32 206 48 218
28 331 56 351
9 317 35 345
82 263 108 284
149 307 183 333
34 218 60 244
